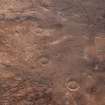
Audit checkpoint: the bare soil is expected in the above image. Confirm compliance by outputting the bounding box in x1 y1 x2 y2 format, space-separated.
0 0 105 105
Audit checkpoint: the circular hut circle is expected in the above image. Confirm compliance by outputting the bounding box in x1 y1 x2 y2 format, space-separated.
66 81 80 92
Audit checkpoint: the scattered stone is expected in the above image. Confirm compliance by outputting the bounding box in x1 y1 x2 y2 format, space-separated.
0 70 15 79
84 37 105 71
95 37 105 61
